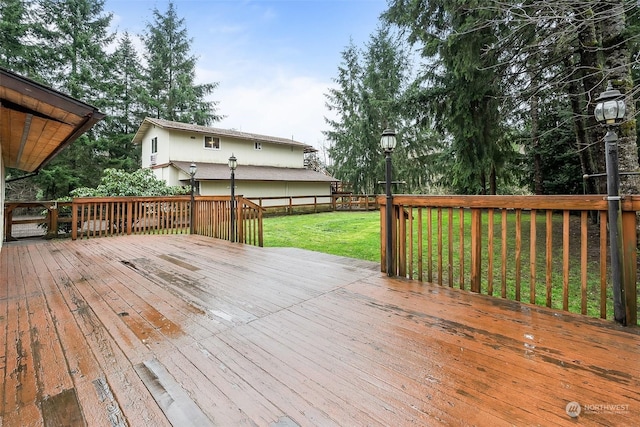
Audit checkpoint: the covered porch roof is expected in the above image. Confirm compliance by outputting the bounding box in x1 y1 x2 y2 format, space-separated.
0 67 105 172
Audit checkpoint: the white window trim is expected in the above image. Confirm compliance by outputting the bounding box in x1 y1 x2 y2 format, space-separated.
204 135 221 150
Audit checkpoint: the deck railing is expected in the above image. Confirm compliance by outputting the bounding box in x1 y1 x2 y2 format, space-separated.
192 196 264 246
379 195 638 325
70 196 264 246
4 201 77 240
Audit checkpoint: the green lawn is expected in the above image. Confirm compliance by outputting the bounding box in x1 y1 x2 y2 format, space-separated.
263 211 380 261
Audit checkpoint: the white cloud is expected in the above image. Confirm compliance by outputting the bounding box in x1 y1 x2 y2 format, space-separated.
214 71 332 150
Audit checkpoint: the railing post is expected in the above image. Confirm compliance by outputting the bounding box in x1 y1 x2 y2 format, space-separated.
380 198 387 274
258 208 264 247
237 198 244 244
71 201 78 240
126 201 133 235
46 203 58 239
5 205 14 242
470 208 482 293
621 210 637 325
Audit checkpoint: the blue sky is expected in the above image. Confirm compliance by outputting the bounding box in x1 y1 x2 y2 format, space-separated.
106 0 389 151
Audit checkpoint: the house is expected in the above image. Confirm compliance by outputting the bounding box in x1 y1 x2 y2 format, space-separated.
132 118 337 203
0 67 104 249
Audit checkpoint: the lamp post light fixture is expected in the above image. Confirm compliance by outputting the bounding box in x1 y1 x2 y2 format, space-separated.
594 82 626 325
380 128 397 277
228 154 238 243
189 162 197 235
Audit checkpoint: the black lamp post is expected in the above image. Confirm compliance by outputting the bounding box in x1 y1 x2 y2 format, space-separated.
380 128 397 276
228 154 238 243
594 82 627 325
189 162 197 234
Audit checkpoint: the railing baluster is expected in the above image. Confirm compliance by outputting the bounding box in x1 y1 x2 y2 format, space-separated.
600 211 607 319
501 209 507 299
459 207 465 290
515 209 522 301
447 207 453 287
562 210 570 311
418 208 423 282
530 209 537 304
545 210 553 308
581 211 588 314
487 208 494 296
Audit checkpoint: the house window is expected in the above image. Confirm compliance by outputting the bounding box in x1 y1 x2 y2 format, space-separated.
254 142 262 150
151 137 158 154
204 136 220 149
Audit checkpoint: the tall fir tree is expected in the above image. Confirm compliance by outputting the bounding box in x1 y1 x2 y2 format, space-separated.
141 1 221 126
325 28 411 194
31 0 114 198
385 0 513 194
0 0 38 77
95 32 145 172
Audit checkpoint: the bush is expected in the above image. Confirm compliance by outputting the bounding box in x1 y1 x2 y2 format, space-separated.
70 168 189 197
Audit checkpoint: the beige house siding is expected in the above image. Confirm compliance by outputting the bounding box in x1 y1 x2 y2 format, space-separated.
138 119 304 169
200 180 331 201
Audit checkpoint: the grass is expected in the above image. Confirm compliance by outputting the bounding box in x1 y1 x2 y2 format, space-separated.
264 211 381 261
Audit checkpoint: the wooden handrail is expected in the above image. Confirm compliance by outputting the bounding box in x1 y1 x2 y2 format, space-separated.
378 194 638 325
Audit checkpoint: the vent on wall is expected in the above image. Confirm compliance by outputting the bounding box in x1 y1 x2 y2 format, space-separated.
150 154 157 165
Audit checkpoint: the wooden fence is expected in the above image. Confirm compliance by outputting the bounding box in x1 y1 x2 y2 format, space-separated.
379 195 638 325
69 196 263 246
249 194 378 215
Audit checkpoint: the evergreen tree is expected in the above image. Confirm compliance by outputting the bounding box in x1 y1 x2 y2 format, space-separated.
0 0 38 77
325 28 411 194
96 32 145 172
385 0 513 194
36 0 114 102
141 1 221 126
31 0 115 198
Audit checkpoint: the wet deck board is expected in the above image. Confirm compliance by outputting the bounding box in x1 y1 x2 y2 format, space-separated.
1 234 639 426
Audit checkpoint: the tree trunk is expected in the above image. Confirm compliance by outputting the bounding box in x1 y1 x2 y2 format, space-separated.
601 0 640 195
565 57 598 195
530 92 543 194
576 3 604 194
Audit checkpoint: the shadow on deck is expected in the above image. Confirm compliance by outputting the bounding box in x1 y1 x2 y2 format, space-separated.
1 234 638 426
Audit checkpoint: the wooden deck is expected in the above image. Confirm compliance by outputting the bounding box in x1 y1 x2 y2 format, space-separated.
1 234 638 426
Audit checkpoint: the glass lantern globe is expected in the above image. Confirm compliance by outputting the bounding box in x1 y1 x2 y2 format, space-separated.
228 154 238 170
380 128 397 152
594 85 626 125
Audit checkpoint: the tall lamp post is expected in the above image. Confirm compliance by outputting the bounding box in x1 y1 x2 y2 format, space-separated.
380 128 397 276
594 82 627 325
189 162 197 235
228 154 238 243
